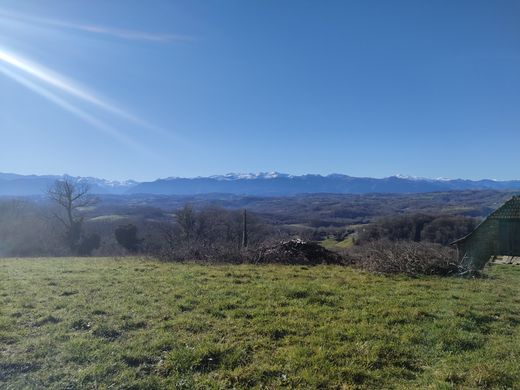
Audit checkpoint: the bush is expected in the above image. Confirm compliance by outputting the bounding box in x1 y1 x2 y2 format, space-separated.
76 233 101 256
115 224 142 253
346 240 462 276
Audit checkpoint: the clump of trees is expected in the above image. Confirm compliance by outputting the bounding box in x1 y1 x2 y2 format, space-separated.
157 205 275 262
115 224 143 253
358 214 477 246
420 216 476 245
0 199 61 257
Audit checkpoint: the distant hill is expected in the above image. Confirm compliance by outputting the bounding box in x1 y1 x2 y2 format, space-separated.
127 173 520 196
2 171 520 196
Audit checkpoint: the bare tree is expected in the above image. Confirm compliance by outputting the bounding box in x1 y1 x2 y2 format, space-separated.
157 204 274 262
47 179 98 254
175 204 196 249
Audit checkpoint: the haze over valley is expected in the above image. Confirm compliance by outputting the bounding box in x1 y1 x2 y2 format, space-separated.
2 171 520 196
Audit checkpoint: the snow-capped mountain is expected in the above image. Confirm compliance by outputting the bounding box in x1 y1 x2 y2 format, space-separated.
0 173 137 196
73 176 138 189
209 172 293 180
1 172 520 197
127 173 520 196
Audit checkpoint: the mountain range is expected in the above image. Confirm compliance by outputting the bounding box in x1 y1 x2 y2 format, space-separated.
1 172 520 196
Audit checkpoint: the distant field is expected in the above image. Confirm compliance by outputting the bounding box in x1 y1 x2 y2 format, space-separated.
87 214 129 222
320 236 355 251
1 258 520 389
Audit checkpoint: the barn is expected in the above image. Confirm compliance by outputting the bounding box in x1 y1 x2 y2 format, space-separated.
451 196 520 270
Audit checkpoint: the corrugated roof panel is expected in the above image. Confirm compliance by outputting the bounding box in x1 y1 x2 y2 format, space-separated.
489 196 520 219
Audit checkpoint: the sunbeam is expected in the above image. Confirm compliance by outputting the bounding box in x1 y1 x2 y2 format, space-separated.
0 64 149 154
0 46 177 140
0 48 142 124
0 8 191 43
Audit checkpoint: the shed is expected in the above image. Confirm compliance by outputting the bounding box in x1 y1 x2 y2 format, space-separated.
451 196 520 270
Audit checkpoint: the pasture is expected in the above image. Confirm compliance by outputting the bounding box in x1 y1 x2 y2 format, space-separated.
1 258 520 388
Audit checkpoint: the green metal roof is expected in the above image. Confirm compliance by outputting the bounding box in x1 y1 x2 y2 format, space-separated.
488 196 520 220
451 196 520 245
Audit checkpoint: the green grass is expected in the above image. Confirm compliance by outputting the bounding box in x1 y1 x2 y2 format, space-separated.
1 258 520 389
320 236 355 251
88 214 129 222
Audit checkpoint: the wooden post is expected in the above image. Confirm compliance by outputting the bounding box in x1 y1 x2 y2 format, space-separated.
242 209 248 248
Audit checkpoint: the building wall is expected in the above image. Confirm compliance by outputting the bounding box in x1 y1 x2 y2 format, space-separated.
498 219 520 255
456 219 499 270
455 198 520 271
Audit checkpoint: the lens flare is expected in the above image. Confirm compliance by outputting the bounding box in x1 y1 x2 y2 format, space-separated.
0 64 148 154
0 49 140 123
0 47 178 142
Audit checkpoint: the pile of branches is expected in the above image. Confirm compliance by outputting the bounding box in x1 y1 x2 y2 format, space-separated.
250 239 344 265
157 239 344 265
346 239 464 276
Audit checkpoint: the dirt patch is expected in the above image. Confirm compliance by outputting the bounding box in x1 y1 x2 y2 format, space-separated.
0 362 40 380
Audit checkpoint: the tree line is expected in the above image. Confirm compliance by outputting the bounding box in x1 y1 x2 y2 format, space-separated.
0 179 279 258
0 179 480 262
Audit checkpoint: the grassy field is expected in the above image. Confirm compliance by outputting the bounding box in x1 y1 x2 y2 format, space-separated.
1 258 520 389
320 236 355 252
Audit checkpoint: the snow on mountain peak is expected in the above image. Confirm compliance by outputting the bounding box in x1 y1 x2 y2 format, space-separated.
392 174 454 182
209 172 292 180
392 174 424 180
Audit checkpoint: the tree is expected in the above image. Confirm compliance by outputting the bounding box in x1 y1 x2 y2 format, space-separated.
77 233 101 256
159 205 273 262
47 179 98 254
175 204 196 249
421 216 476 245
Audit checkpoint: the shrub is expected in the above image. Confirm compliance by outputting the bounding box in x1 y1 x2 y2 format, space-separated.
76 233 101 256
346 240 462 276
115 224 142 253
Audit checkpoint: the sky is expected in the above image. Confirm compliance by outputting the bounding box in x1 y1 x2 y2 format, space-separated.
0 0 519 181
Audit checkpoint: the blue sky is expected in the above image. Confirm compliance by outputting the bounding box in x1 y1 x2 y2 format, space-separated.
0 0 519 181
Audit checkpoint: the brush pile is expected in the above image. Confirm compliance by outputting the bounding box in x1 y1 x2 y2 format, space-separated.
251 239 344 265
